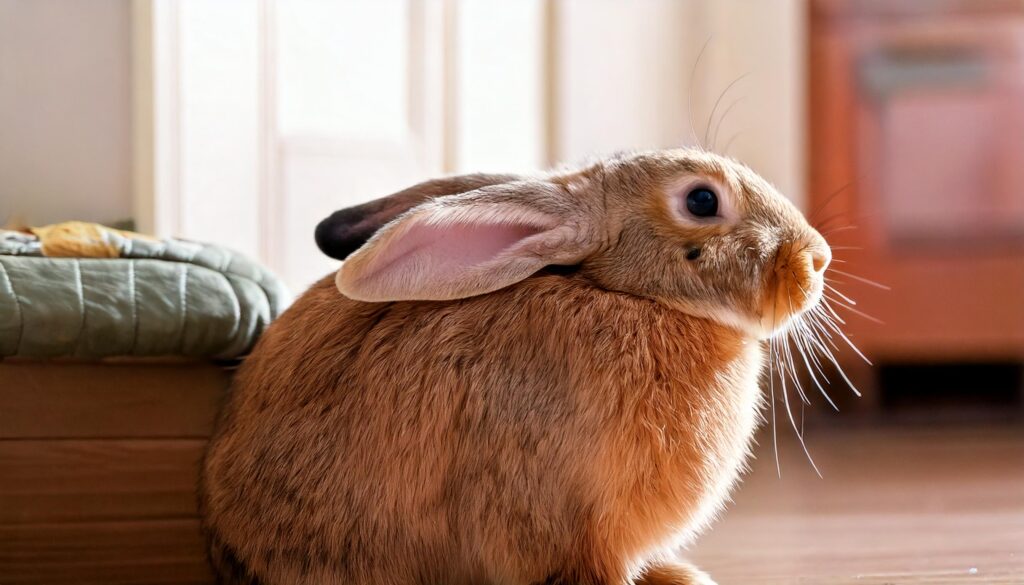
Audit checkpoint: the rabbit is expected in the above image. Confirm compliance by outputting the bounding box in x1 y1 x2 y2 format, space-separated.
200 148 832 585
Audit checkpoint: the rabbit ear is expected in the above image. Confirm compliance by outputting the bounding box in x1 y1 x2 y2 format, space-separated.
336 180 601 302
315 173 521 260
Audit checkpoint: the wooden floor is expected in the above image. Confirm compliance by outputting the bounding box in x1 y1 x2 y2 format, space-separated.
688 424 1024 584
5 360 1020 584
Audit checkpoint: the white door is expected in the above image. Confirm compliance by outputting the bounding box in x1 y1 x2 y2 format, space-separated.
138 0 549 292
135 0 802 294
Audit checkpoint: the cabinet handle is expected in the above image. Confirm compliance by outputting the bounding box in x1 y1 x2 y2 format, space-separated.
860 49 989 99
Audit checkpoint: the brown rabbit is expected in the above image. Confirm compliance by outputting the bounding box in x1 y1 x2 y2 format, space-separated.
200 149 832 585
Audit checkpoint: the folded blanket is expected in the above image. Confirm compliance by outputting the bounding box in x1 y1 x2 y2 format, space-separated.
0 223 289 360
2 221 157 258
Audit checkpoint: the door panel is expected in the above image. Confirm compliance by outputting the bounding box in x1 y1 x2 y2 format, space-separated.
275 0 411 140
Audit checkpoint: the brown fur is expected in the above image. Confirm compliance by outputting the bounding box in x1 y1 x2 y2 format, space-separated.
201 149 829 584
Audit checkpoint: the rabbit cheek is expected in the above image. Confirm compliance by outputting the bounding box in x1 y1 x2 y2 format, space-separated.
679 239 763 335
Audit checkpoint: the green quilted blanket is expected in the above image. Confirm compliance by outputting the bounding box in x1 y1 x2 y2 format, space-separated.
0 233 289 360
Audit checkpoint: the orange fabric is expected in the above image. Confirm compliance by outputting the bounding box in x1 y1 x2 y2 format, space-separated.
29 221 155 258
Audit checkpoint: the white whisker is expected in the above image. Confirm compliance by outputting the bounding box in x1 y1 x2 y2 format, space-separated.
778 351 822 477
819 301 848 326
807 323 863 397
782 298 811 406
809 309 839 346
687 36 713 148
828 268 891 290
704 72 751 147
825 294 885 325
792 319 839 411
801 318 837 364
802 310 863 397
785 339 811 406
795 318 829 372
823 283 857 306
819 224 858 237
768 336 781 478
818 303 873 366
710 96 746 151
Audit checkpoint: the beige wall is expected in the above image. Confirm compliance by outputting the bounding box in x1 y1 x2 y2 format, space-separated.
556 0 697 158
700 0 807 206
0 0 132 227
556 0 806 206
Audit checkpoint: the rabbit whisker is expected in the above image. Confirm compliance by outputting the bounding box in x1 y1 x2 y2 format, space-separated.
827 268 891 291
811 312 861 402
809 308 838 343
711 96 746 152
824 294 885 325
687 36 713 149
802 318 839 373
823 283 857 306
793 318 839 411
704 72 751 148
784 287 811 406
808 178 859 223
806 309 863 397
769 292 782 477
818 302 873 366
819 299 848 326
804 330 837 397
768 336 781 478
777 341 822 477
722 132 742 156
799 322 839 407
819 224 858 237
784 335 811 406
795 319 831 378
813 211 850 233
767 284 824 476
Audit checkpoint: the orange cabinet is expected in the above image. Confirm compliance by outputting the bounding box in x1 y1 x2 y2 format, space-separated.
809 0 1024 393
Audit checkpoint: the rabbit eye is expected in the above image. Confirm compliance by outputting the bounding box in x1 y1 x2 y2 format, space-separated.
686 188 718 218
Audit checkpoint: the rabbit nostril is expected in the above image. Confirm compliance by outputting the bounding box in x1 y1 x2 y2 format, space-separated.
809 248 830 273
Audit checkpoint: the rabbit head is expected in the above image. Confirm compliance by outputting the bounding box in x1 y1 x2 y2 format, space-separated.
330 149 829 339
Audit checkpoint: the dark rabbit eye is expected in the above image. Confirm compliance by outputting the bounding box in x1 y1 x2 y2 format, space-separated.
685 188 718 218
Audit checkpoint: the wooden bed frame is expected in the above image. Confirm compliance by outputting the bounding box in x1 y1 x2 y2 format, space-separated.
0 359 228 584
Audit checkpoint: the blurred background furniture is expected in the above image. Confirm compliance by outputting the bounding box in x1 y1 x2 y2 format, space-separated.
809 0 1024 412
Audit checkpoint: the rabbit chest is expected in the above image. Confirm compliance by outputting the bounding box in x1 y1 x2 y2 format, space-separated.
573 294 765 557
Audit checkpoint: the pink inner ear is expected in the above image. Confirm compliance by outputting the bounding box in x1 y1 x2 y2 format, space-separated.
410 221 542 265
365 220 545 285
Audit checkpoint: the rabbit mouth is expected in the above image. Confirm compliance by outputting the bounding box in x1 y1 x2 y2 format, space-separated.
757 240 827 337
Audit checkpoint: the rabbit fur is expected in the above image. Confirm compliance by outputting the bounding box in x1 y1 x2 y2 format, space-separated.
201 149 832 585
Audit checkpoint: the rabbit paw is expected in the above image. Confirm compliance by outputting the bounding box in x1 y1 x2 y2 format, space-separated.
635 560 717 585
